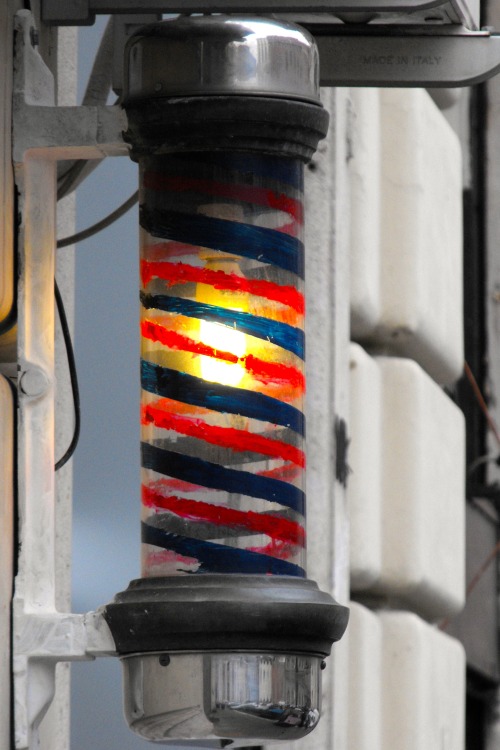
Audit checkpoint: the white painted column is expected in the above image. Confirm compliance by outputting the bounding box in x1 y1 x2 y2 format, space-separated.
347 88 466 750
37 25 77 750
263 87 352 750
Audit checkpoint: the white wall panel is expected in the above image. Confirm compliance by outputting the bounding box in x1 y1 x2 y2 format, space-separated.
347 606 465 750
350 89 463 386
380 611 465 750
349 89 381 339
347 603 382 750
258 87 353 750
349 348 465 620
349 343 382 589
377 356 465 617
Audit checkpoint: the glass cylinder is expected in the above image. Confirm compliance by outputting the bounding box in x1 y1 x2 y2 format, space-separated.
139 151 306 577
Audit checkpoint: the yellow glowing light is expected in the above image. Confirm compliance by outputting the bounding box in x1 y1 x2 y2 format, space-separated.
200 319 246 386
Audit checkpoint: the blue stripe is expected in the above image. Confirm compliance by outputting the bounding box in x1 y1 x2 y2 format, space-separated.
158 152 304 191
141 360 305 436
213 153 304 190
142 522 305 576
140 293 304 360
141 442 305 515
140 207 304 279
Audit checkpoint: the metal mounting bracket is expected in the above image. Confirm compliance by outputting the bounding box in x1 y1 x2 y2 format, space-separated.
14 607 116 749
12 11 121 749
40 0 480 29
39 0 500 88
313 26 500 87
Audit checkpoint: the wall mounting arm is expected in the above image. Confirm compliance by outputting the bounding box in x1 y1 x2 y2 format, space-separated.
40 0 500 88
40 0 479 27
12 11 124 748
313 26 500 87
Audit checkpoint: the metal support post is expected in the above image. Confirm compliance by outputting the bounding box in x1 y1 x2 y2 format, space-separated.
11 11 123 749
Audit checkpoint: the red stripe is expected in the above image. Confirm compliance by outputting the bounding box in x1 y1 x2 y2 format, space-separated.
257 463 302 482
278 221 299 237
142 403 306 468
141 260 304 314
141 320 239 363
244 354 304 390
142 486 305 546
141 320 305 393
143 173 304 224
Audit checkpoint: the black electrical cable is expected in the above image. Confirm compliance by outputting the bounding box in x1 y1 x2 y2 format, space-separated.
56 191 139 248
53 20 137 471
54 279 81 471
54 190 138 469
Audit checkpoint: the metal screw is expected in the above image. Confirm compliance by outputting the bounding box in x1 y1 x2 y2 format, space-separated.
20 367 50 398
158 654 170 667
320 660 327 671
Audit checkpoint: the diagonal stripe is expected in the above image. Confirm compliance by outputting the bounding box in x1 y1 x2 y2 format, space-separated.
171 152 304 190
141 522 305 576
141 321 305 392
140 207 305 279
140 260 305 314
141 442 305 515
141 360 305 435
142 174 304 224
244 354 304 391
142 403 306 467
140 293 305 360
258 463 302 482
142 320 238 363
141 486 306 546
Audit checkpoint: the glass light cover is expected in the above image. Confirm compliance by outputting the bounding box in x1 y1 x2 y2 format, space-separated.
139 152 306 577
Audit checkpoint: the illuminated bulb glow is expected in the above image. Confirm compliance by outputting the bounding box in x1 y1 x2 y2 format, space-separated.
199 319 246 386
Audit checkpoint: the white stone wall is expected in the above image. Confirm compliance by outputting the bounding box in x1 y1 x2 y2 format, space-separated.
347 90 466 750
267 88 465 750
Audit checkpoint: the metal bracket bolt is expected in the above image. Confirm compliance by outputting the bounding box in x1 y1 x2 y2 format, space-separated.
19 367 50 398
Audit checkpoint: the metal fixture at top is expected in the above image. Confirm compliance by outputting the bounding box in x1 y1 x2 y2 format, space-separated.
39 0 500 89
124 16 321 103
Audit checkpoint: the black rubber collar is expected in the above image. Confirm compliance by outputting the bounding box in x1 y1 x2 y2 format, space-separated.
103 575 349 658
123 96 329 163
